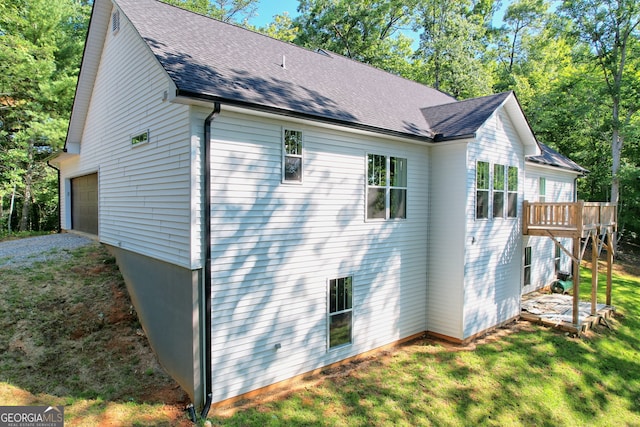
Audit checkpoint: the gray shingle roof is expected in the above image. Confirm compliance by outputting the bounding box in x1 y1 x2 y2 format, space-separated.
116 0 460 139
420 92 512 141
527 142 588 174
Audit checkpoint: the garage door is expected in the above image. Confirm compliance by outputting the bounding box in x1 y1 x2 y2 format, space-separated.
71 173 98 235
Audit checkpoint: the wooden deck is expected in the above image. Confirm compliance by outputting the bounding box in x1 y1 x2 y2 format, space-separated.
521 292 615 335
523 201 617 239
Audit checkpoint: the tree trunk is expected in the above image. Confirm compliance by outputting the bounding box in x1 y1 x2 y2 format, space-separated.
610 100 622 253
19 139 34 232
8 184 16 233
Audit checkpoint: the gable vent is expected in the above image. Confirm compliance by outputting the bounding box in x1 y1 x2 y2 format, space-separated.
112 10 120 34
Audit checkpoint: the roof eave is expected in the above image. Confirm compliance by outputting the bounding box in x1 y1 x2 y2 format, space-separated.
174 89 437 145
525 158 589 175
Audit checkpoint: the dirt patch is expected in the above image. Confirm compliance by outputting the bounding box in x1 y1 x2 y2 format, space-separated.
0 243 189 425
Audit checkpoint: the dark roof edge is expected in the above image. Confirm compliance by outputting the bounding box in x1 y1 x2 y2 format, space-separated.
525 156 589 174
176 89 437 144
433 133 476 142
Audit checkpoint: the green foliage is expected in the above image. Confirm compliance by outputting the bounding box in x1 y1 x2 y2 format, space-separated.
160 0 259 23
0 0 90 232
293 0 418 76
412 0 497 98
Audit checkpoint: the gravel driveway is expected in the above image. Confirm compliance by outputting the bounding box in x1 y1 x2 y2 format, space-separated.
0 233 94 269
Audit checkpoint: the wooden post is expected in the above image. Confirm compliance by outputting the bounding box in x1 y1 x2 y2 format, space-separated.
606 231 613 306
591 233 598 316
572 235 580 326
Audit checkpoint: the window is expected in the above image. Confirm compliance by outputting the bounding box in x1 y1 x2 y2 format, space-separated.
283 129 303 182
476 161 490 219
493 164 505 218
507 166 518 218
328 277 353 348
539 177 546 203
367 154 407 220
524 246 532 287
131 130 149 146
554 244 561 274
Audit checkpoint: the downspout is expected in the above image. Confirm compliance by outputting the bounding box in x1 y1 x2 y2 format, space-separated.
46 161 62 233
200 103 220 420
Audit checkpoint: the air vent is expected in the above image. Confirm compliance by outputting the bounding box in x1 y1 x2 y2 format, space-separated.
112 10 120 34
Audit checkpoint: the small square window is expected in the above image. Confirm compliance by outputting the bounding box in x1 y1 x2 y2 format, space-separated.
328 277 353 348
283 129 303 182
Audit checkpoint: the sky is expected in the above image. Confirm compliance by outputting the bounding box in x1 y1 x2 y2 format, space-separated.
249 0 300 28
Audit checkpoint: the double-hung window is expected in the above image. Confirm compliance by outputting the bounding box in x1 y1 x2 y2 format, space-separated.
367 154 407 220
539 177 546 203
507 166 518 217
524 246 532 287
283 129 303 182
476 162 518 220
493 164 505 218
328 277 353 348
476 161 490 219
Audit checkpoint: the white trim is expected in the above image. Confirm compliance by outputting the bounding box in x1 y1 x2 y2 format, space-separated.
281 127 304 184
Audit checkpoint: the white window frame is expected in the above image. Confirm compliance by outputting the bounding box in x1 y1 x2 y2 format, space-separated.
476 161 490 220
493 164 505 218
366 153 407 221
524 246 532 287
507 166 518 218
131 130 149 147
539 177 546 203
327 276 353 349
282 128 303 183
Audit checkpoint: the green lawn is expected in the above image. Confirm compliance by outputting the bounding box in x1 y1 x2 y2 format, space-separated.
1 240 639 426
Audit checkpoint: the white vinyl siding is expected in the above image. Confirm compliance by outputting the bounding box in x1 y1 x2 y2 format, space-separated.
428 142 467 339
57 6 194 268
208 111 429 402
464 110 524 339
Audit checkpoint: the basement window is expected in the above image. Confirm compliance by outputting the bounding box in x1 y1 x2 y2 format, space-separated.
328 276 353 349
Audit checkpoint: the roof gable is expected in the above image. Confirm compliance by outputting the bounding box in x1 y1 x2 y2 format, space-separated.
420 92 511 141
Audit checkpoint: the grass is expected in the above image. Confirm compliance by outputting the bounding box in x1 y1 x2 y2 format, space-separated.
1 239 640 426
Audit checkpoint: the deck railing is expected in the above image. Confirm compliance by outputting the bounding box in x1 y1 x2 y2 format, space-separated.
523 201 617 237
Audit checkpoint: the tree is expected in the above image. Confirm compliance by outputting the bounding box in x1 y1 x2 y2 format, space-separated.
413 0 498 98
160 0 258 23
256 12 299 43
561 0 640 219
0 0 89 232
293 0 417 76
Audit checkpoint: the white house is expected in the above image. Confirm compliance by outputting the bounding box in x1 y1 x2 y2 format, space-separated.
51 0 586 414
